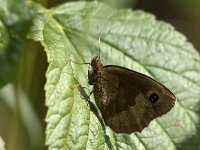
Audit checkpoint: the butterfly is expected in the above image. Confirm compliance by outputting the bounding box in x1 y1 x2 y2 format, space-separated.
88 56 176 133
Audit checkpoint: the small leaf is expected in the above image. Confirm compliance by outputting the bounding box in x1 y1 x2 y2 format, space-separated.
0 21 9 55
0 0 32 87
29 1 200 149
0 137 5 150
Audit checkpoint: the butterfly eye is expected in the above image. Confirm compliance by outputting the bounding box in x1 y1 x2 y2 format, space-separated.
149 93 159 103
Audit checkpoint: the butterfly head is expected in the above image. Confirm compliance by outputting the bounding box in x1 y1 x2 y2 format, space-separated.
88 56 103 85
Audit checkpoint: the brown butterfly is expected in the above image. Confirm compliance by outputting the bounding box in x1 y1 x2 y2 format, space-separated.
88 56 176 133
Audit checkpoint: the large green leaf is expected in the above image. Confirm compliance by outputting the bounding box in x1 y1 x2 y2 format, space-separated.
29 1 200 150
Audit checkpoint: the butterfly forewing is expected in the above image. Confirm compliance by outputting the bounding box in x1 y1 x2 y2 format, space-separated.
101 65 175 133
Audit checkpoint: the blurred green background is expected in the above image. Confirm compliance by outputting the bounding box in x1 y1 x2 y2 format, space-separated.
0 0 200 150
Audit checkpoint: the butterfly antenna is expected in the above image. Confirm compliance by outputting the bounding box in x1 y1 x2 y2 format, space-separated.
71 59 90 65
98 36 101 59
97 26 102 59
71 59 91 81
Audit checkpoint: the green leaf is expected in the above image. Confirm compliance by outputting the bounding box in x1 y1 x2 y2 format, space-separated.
0 21 9 55
29 1 200 150
0 136 5 150
0 0 32 87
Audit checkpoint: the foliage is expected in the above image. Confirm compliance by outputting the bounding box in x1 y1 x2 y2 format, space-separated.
1 0 200 150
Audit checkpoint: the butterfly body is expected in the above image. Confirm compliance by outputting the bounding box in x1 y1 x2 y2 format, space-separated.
88 56 176 133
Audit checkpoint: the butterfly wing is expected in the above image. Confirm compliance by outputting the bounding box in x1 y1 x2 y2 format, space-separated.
93 65 176 133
